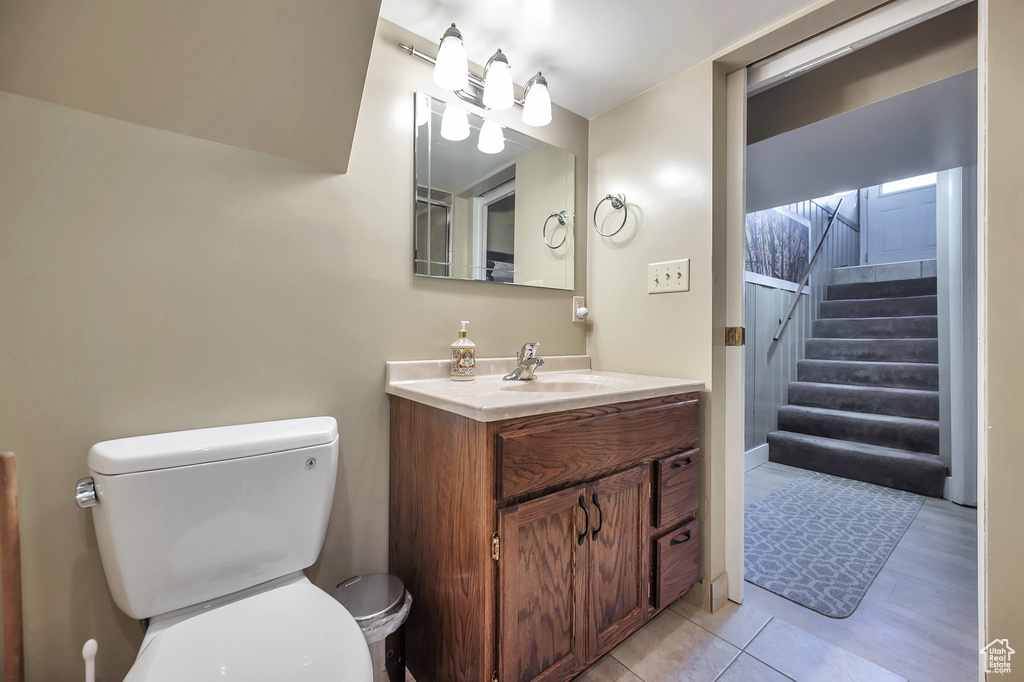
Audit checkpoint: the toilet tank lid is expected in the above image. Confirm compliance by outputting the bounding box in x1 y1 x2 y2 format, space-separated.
88 417 338 475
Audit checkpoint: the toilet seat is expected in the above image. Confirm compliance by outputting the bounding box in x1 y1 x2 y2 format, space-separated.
125 578 372 682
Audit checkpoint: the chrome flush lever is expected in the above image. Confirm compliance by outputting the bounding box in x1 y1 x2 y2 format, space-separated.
75 477 98 508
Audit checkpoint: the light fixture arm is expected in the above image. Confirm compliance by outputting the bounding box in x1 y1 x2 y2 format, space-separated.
400 43 526 110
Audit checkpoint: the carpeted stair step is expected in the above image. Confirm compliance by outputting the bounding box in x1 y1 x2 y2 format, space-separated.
827 277 937 301
778 405 939 454
767 431 946 497
787 382 939 420
820 295 937 318
806 338 938 363
797 360 939 390
812 315 937 339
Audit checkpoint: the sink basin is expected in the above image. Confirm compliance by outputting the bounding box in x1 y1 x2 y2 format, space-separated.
500 374 633 393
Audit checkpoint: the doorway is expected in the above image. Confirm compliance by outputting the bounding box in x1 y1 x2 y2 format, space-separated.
723 4 981 680
863 173 939 264
472 179 516 282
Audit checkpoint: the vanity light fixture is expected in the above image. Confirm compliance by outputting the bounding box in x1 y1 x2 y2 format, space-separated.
440 103 470 141
477 120 505 154
433 24 468 91
400 26 552 127
482 49 514 110
522 72 552 127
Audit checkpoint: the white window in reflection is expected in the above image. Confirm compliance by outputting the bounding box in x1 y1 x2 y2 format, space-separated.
881 172 937 195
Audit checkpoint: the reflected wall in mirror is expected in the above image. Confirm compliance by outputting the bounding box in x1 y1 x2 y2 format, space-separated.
414 92 576 290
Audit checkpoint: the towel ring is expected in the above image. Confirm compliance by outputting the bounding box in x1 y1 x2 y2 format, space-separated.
593 193 627 237
543 210 570 249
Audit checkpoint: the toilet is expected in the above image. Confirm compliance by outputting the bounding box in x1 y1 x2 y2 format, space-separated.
78 417 373 681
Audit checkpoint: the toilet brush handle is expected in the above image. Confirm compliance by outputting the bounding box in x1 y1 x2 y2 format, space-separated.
83 639 97 682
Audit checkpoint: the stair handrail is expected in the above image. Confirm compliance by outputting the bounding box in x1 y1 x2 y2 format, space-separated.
809 198 859 232
773 197 844 342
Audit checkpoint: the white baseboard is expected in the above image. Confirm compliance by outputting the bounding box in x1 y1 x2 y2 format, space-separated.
745 444 770 472
943 475 952 501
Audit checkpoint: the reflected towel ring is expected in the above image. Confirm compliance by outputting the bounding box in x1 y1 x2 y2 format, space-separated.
593 193 627 237
543 210 570 249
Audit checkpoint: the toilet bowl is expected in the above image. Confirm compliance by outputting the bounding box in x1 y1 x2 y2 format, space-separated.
79 417 372 681
125 575 370 681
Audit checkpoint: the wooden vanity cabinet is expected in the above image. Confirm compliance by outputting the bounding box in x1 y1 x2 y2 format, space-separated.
389 392 701 682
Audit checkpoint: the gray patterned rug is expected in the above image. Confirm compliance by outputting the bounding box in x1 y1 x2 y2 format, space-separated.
745 471 924 618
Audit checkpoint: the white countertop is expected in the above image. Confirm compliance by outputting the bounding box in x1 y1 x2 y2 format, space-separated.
385 355 705 422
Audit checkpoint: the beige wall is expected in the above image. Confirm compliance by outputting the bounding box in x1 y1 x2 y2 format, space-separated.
980 0 1024 669
587 60 728 585
0 0 381 172
748 2 978 143
0 18 587 681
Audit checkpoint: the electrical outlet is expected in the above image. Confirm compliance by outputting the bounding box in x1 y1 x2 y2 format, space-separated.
648 259 690 294
572 296 588 322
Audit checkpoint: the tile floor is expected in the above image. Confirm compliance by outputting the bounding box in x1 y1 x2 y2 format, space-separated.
575 598 902 682
743 463 978 682
573 461 979 682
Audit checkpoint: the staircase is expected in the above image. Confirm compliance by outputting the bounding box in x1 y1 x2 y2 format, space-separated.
767 271 946 497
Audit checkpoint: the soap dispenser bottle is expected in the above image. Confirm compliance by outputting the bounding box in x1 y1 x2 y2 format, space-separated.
450 320 476 381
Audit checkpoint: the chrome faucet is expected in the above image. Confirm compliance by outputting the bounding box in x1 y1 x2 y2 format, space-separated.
504 342 545 381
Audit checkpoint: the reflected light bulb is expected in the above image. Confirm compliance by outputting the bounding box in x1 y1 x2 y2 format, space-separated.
477 119 505 154
440 104 470 141
415 93 431 127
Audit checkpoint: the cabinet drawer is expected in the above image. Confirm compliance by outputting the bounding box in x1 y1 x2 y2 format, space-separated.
497 394 699 500
654 519 699 609
654 448 701 529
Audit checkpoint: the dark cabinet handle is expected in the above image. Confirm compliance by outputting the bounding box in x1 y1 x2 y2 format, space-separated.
591 492 603 540
669 530 692 546
670 457 693 469
577 495 589 546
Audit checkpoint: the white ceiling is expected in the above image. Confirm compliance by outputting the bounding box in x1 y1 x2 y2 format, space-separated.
746 70 978 212
379 0 819 119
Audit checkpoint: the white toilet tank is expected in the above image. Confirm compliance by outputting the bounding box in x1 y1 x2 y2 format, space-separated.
85 417 339 620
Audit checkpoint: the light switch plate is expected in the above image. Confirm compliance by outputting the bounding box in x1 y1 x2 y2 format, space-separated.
648 259 690 294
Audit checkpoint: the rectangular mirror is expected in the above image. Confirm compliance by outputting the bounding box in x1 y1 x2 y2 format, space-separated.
414 92 576 290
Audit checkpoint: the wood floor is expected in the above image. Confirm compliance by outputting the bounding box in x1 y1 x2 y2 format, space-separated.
744 462 979 682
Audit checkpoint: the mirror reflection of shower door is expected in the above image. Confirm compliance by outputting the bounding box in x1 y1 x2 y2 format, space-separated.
414 192 452 277
472 179 516 282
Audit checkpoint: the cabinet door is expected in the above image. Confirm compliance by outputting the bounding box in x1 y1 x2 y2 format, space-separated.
586 464 651 658
498 485 589 682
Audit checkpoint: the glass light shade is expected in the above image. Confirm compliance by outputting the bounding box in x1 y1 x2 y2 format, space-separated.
522 74 552 126
415 93 431 127
440 104 470 141
433 26 468 91
477 120 505 154
483 50 515 110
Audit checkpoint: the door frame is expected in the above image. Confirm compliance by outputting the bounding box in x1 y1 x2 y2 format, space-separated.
723 66 747 604
471 178 516 278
